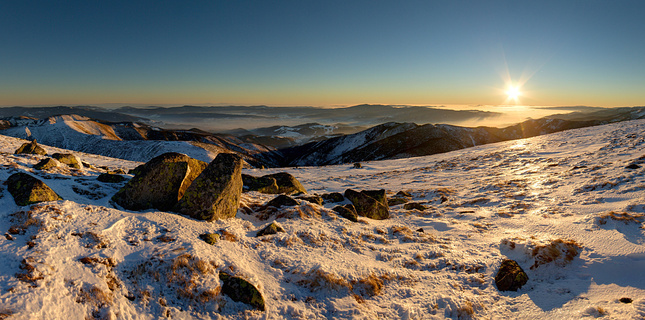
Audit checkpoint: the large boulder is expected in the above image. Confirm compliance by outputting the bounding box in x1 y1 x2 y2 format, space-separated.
15 140 46 155
344 189 390 220
174 153 243 221
495 259 528 291
6 173 62 206
242 174 279 193
111 152 208 211
52 153 81 169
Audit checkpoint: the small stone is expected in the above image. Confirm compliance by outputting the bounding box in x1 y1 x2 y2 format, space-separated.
416 228 424 233
353 162 362 168
97 173 126 183
34 158 59 170
220 272 265 311
626 163 641 170
256 222 285 237
332 204 358 222
266 195 299 208
619 297 632 304
495 259 528 291
52 153 81 169
199 233 220 245
15 140 46 155
344 189 389 220
321 192 344 203
404 202 427 211
296 195 323 205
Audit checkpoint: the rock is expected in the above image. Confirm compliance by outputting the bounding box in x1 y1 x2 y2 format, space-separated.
6 172 62 206
404 202 427 211
51 153 81 169
396 191 412 198
111 152 208 211
321 192 344 203
34 158 59 170
15 140 46 155
495 259 528 291
97 173 126 183
296 195 323 205
268 172 307 195
388 198 408 206
344 189 390 220
619 297 633 303
256 222 285 237
332 204 358 222
266 195 299 208
242 174 279 193
219 272 265 311
174 153 243 221
353 162 362 168
199 233 220 245
416 228 424 233
626 163 641 170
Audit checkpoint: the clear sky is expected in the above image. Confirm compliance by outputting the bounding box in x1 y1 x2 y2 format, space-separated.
1 0 644 107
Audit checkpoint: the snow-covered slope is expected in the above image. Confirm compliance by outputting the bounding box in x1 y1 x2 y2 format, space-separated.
2 119 645 319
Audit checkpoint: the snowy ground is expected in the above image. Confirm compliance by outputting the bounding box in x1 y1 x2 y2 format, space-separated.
1 120 645 319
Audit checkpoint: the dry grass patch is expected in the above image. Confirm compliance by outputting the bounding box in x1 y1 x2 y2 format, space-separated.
597 211 644 225
531 239 582 269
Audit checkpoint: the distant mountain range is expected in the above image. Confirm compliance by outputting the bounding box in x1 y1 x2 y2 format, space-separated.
2 105 645 168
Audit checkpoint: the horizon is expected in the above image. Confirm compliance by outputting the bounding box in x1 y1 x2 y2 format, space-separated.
2 1 645 107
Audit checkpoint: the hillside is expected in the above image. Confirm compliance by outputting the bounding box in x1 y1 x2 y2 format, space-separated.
0 119 644 319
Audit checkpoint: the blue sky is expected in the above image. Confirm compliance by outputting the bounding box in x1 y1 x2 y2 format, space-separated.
1 0 644 107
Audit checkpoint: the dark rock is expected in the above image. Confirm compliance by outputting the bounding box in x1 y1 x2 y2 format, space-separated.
387 198 408 206
219 272 265 311
404 202 427 211
495 259 528 291
34 158 59 170
416 228 424 233
396 191 412 198
353 162 362 168
199 233 220 245
242 174 279 193
111 152 208 211
321 192 344 203
15 140 47 155
52 153 81 169
256 222 285 237
267 172 307 195
296 195 323 205
626 163 641 170
332 204 358 222
619 297 633 303
174 153 243 221
344 189 389 220
266 195 299 208
6 172 62 206
97 173 126 183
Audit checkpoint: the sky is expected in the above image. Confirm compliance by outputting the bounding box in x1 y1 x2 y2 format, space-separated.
1 0 644 108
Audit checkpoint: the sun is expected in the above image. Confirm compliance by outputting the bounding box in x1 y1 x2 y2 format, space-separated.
506 85 521 100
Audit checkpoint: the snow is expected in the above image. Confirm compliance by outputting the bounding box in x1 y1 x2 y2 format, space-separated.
1 119 645 319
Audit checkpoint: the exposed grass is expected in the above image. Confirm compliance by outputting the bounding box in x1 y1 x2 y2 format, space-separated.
531 239 582 269
597 211 644 225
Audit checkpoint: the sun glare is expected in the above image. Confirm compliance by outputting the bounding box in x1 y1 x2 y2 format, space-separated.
506 86 521 100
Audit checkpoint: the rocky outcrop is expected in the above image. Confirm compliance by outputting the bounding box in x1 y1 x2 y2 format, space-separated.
219 272 265 311
174 153 243 221
111 152 208 211
34 158 59 170
6 172 62 206
495 259 528 291
52 153 81 169
15 140 46 155
344 189 389 220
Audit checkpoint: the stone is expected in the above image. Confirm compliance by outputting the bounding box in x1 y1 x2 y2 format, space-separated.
256 222 285 237
404 202 427 211
353 162 362 168
332 204 358 222
268 172 307 195
495 259 528 291
242 174 279 193
111 152 208 211
6 172 62 206
15 140 46 155
266 195 299 208
321 192 344 203
344 189 390 220
219 272 265 311
626 163 641 170
387 198 408 206
34 158 59 170
174 153 243 221
199 233 220 245
296 195 323 205
97 173 127 183
52 153 81 169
